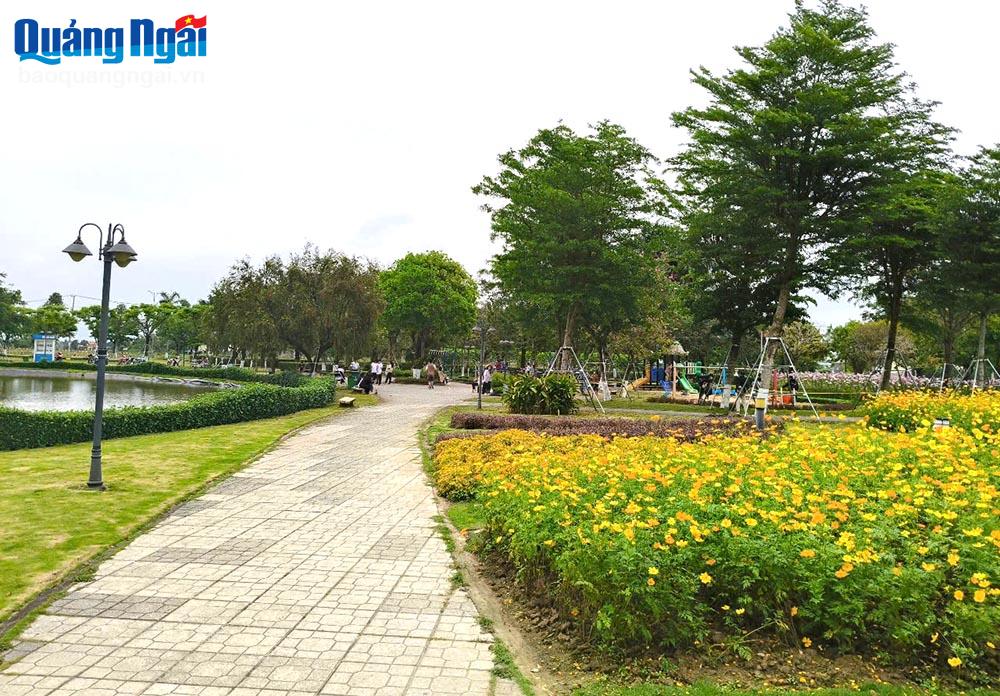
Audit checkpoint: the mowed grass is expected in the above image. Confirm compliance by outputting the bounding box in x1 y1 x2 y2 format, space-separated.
0 394 376 625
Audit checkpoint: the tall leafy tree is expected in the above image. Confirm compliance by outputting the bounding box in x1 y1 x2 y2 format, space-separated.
159 303 208 360
127 304 170 357
31 304 77 340
76 304 138 354
379 251 478 360
207 259 283 364
474 121 666 368
846 169 953 389
672 0 943 419
0 274 29 352
945 146 1000 383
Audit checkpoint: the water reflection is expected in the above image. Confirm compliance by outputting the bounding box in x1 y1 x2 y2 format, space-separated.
0 374 217 412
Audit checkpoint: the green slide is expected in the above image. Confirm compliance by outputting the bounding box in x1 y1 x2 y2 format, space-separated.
678 376 698 394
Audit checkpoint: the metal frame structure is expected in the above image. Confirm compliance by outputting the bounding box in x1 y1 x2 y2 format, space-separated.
545 345 605 414
736 336 820 425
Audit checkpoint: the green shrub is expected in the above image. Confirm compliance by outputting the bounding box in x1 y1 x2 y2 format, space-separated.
502 374 578 415
0 378 337 451
490 372 509 394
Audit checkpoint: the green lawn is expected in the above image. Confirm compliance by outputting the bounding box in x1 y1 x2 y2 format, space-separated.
0 394 376 627
603 398 726 414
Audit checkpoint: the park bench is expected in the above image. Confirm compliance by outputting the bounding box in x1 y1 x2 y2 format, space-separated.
338 396 356 407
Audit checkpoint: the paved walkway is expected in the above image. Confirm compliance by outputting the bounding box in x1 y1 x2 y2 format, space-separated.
1 384 512 696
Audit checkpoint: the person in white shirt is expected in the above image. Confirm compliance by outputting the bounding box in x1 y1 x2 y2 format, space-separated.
481 367 492 395
372 359 384 384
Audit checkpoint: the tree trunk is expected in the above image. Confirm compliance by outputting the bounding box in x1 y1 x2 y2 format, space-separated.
559 303 580 370
880 280 904 391
976 311 988 386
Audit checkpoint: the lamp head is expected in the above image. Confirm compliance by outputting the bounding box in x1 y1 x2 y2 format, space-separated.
62 236 93 262
107 236 138 268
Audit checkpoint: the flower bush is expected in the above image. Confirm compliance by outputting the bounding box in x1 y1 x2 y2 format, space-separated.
436 425 999 674
862 390 1000 434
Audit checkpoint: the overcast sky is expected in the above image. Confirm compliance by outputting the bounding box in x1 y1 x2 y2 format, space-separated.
2 1 997 334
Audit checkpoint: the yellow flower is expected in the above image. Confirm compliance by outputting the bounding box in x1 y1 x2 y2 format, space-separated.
947 656 962 668
947 552 959 566
647 577 656 587
954 590 964 601
790 606 798 616
973 589 986 603
921 562 936 572
699 572 713 585
800 549 816 558
802 637 812 647
648 567 659 576
735 607 745 615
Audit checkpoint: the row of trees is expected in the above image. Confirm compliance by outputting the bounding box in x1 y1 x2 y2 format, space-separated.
0 282 212 359
473 0 999 387
0 248 480 370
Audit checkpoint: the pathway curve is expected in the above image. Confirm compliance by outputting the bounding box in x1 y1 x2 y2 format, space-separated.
1 383 511 696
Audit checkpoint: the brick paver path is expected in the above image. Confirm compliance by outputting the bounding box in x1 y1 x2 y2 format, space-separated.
1 383 508 696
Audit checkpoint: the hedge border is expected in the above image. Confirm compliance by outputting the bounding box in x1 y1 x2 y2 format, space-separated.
0 378 337 451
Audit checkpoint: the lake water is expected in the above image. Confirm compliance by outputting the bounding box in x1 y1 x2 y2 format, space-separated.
0 373 218 412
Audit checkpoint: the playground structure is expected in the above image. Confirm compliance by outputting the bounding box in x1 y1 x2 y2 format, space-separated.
545 345 605 414
961 357 1000 389
736 336 820 421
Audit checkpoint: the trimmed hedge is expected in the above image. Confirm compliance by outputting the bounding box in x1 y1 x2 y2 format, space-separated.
0 378 337 451
0 360 307 386
447 411 764 440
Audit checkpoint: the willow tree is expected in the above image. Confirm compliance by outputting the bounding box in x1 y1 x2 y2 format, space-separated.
474 121 665 369
672 0 945 424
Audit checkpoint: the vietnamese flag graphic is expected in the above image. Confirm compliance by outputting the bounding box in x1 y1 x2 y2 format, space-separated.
175 14 207 31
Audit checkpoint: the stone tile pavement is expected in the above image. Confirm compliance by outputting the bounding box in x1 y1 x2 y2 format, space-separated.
1 384 521 696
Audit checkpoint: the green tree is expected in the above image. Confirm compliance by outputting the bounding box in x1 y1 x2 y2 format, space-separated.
76 304 138 355
44 292 64 307
827 320 915 373
474 121 666 369
945 146 1000 384
0 274 29 352
379 251 478 360
672 0 943 420
206 259 283 365
31 304 77 340
127 303 170 356
782 320 828 370
159 303 208 360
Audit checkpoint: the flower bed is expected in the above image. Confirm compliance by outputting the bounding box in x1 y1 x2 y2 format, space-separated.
861 390 1000 434
449 411 759 440
0 378 337 450
435 425 999 674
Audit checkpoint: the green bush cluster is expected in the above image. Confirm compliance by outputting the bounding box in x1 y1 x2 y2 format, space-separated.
0 378 336 451
502 373 579 415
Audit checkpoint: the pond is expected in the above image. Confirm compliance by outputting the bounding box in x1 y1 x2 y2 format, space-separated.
0 372 219 412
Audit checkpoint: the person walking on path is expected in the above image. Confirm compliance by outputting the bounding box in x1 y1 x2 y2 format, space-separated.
424 360 439 389
481 366 492 395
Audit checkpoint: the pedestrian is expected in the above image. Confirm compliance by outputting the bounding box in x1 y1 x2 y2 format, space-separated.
424 360 438 389
481 366 492 395
356 371 374 395
384 361 394 384
374 359 384 385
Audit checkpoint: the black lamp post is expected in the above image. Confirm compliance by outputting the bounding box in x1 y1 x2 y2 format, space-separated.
63 223 138 489
471 323 494 411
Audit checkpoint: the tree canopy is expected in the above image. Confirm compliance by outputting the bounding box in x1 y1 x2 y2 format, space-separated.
379 251 478 360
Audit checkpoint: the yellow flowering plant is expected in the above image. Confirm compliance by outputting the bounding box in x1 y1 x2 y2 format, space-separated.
862 389 1000 434
436 424 999 673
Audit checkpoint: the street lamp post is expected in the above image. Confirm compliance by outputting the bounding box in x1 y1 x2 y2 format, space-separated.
63 223 138 489
472 324 494 411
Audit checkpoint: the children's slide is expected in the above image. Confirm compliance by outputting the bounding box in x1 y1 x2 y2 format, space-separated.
678 376 699 394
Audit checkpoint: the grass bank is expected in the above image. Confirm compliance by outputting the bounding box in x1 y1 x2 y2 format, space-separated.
0 394 376 632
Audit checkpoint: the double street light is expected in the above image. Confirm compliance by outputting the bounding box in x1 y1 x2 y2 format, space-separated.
63 223 138 489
